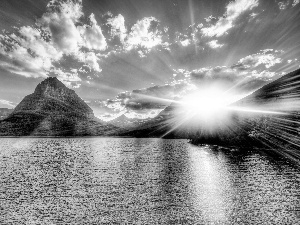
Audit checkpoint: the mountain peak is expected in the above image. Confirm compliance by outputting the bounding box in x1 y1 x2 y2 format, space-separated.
13 76 94 117
34 77 69 95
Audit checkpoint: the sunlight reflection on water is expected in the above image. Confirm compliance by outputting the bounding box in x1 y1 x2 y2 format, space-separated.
0 138 299 224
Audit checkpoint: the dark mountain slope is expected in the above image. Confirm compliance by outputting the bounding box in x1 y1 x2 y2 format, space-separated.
191 68 300 160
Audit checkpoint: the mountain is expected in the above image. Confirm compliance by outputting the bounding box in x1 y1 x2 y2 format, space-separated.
108 114 139 127
0 108 13 120
0 77 115 136
108 113 157 129
117 103 187 138
237 68 300 108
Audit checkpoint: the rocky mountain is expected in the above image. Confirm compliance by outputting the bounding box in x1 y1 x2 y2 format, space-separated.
0 108 13 120
0 77 115 136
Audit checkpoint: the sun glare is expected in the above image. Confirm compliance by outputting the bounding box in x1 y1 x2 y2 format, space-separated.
176 86 240 131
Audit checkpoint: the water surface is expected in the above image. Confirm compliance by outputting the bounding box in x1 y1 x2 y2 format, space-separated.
0 138 299 224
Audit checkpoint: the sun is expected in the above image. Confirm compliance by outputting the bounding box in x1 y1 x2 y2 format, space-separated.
176 86 240 131
182 88 235 117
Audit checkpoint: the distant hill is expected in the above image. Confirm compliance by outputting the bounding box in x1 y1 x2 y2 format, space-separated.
0 77 115 136
0 108 13 120
237 68 300 108
116 102 187 138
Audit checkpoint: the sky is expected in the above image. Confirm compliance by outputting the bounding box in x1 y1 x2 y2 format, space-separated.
0 0 300 120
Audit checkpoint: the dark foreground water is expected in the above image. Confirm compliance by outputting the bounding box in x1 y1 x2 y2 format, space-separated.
0 138 299 224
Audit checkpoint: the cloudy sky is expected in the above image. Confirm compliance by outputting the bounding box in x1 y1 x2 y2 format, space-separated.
0 0 300 120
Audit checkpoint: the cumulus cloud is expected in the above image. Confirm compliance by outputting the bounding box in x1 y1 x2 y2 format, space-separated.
0 0 107 84
180 39 191 46
232 49 282 70
189 49 283 93
76 51 101 72
201 0 259 37
107 14 127 43
292 0 300 6
38 0 83 54
278 0 299 9
207 40 224 49
278 1 289 10
77 13 107 51
125 17 163 51
0 25 62 78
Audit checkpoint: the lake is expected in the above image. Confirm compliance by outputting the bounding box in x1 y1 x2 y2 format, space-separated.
0 138 299 224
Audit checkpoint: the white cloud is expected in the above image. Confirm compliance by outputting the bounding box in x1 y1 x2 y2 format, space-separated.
234 49 282 69
207 40 224 49
201 0 259 37
125 17 163 51
249 70 276 79
76 51 101 72
278 0 299 9
38 0 83 54
52 68 81 88
204 15 217 23
107 14 127 43
278 1 289 10
180 39 191 46
0 0 105 82
77 13 107 51
125 109 163 119
293 0 300 6
0 41 52 78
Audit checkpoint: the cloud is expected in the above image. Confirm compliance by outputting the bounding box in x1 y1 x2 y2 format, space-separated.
0 41 53 78
38 0 83 54
76 51 101 72
188 49 283 93
101 81 192 117
180 39 191 46
232 49 282 69
0 0 106 83
292 0 300 6
207 40 224 49
278 0 299 9
107 14 127 43
124 109 163 119
201 0 259 37
125 17 163 51
204 15 217 23
77 13 107 51
0 99 16 108
278 1 289 10
51 68 81 88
